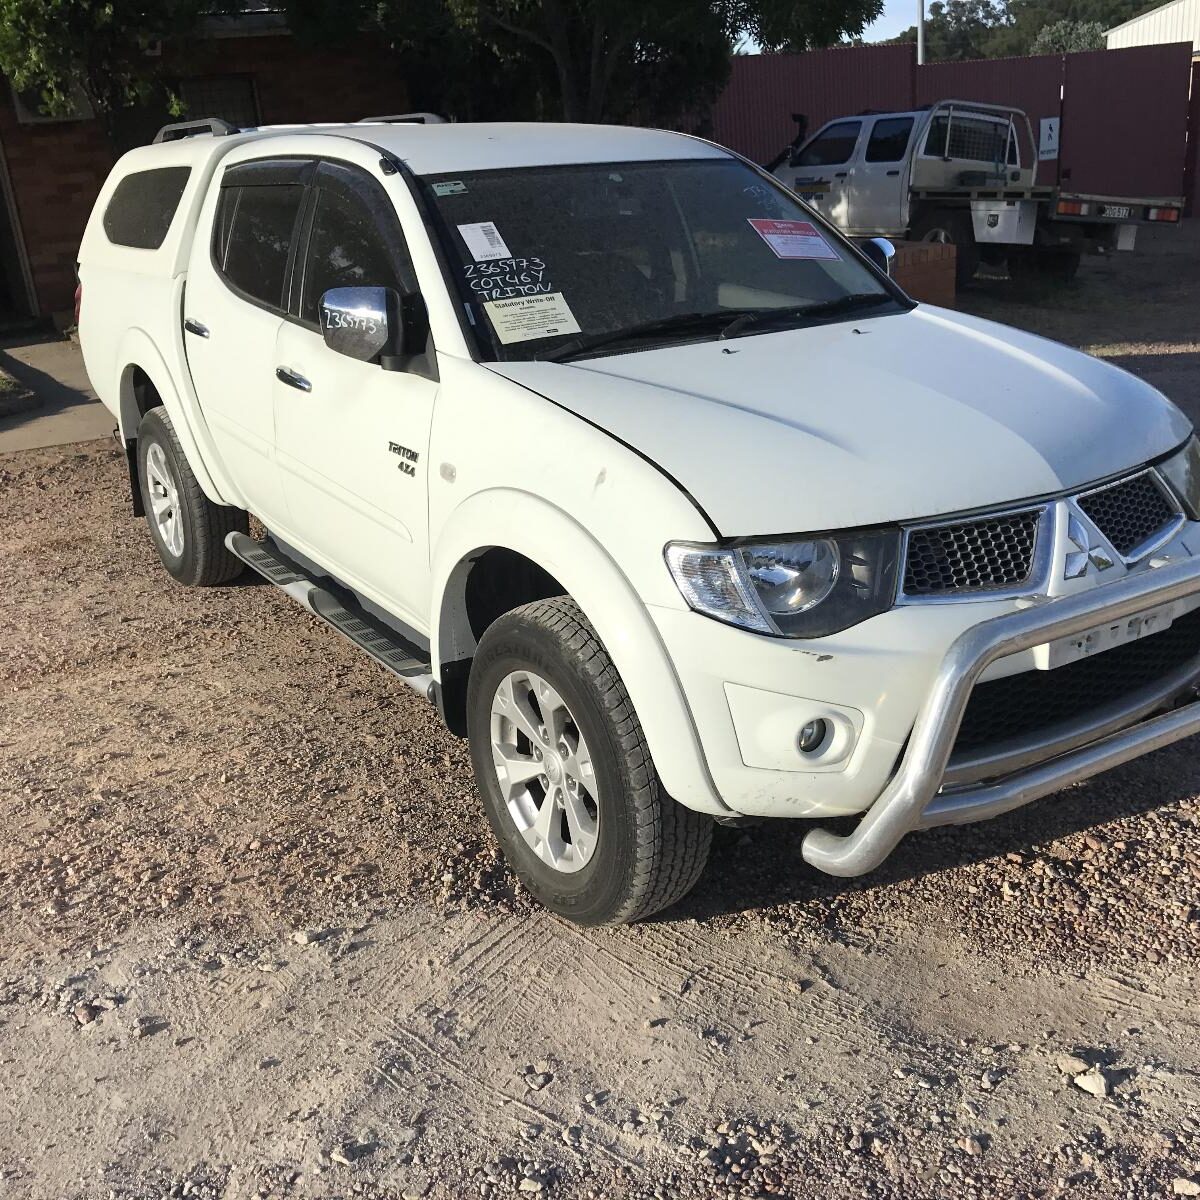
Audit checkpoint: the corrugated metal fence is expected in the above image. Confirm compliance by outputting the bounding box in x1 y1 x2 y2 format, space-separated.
710 42 1194 201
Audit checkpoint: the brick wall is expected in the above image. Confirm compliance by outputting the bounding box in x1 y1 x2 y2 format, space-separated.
0 32 410 320
890 241 957 308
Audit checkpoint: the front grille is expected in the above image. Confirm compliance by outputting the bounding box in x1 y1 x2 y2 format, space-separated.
955 606 1200 752
903 508 1041 596
1077 471 1178 557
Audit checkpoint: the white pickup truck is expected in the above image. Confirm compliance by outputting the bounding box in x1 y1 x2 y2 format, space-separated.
772 100 1185 286
78 115 1200 924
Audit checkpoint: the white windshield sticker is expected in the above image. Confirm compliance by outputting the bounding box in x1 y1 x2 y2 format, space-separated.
748 218 840 261
457 220 512 261
484 292 581 344
432 180 468 196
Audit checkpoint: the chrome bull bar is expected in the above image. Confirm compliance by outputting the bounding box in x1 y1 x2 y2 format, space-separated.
801 555 1200 877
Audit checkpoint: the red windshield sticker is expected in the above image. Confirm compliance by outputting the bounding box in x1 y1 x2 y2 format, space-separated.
748 218 840 261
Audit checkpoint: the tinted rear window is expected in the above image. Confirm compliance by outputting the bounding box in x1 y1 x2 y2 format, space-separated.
214 183 305 311
102 167 191 249
866 117 914 163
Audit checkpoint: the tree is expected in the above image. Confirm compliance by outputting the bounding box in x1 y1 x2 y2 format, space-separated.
885 0 1159 58
429 0 883 123
0 0 204 138
1028 17 1105 51
886 0 1012 60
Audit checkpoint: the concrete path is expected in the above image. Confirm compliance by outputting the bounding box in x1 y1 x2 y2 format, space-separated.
0 333 112 453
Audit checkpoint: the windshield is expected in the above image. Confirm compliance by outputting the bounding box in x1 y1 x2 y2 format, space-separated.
420 158 898 362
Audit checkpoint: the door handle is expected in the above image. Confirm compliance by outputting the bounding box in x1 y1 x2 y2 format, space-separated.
184 318 209 338
275 366 312 393
886 170 900 177
834 171 848 178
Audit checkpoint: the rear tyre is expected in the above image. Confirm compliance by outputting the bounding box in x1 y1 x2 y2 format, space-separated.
136 406 247 586
466 596 712 925
911 208 979 287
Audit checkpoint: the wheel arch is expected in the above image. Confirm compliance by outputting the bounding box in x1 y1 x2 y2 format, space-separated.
113 328 232 508
431 489 731 817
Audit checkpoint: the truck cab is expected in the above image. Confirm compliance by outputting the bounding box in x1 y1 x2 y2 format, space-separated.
777 105 1028 236
774 100 1181 286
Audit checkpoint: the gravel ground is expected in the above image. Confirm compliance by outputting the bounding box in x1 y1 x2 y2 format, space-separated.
2 228 1200 1199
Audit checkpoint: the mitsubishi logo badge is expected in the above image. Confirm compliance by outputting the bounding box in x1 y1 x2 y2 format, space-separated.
1064 513 1115 579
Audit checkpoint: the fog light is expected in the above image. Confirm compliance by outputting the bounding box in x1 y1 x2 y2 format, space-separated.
797 719 828 754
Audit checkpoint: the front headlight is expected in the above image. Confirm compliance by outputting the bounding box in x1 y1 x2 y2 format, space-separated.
665 528 901 638
1158 435 1200 519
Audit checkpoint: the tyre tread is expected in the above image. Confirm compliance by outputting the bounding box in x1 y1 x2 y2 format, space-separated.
139 406 247 586
506 596 712 923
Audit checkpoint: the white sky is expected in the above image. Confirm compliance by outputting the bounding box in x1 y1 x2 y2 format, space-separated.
861 0 922 41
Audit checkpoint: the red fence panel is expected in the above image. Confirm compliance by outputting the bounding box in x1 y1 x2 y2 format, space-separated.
1061 44 1192 198
1185 61 1200 216
707 44 915 164
915 54 1064 185
707 44 1193 200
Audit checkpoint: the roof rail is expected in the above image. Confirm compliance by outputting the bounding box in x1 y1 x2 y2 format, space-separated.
153 117 239 144
357 112 448 125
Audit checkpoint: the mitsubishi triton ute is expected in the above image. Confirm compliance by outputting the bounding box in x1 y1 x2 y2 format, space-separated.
76 114 1200 924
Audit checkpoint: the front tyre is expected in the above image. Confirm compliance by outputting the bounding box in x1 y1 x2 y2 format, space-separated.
136 407 247 586
467 597 712 925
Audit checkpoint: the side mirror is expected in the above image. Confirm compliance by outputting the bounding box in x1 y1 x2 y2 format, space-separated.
862 237 896 277
319 286 401 364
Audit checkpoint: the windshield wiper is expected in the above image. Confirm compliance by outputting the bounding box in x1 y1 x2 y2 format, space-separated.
719 292 895 340
538 309 759 363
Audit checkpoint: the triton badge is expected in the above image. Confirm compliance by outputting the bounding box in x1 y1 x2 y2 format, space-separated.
389 441 419 477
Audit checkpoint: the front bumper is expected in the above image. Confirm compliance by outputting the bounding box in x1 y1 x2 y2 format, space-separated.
652 553 1200 876
808 556 1200 875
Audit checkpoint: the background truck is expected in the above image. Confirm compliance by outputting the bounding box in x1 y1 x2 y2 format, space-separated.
771 100 1185 286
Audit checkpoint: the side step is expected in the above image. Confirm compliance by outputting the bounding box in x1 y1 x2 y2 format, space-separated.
226 532 435 700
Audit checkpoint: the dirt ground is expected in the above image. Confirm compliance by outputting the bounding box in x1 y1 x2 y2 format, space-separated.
2 227 1200 1200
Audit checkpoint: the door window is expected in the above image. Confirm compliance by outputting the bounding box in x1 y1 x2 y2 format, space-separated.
795 121 862 168
300 183 406 325
214 183 305 310
865 118 914 163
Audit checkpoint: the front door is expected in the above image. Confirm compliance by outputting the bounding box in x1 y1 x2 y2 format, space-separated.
184 158 312 527
781 119 862 231
272 160 437 630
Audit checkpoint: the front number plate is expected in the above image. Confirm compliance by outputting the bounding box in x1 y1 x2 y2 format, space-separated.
1044 601 1181 669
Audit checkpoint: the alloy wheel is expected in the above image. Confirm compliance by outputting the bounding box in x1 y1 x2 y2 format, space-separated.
489 669 600 874
145 441 184 558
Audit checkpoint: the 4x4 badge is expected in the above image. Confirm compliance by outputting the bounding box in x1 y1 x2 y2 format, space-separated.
1064 513 1115 578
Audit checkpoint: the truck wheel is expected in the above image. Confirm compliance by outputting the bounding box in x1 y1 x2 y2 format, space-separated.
136 407 247 586
466 596 712 925
911 208 979 287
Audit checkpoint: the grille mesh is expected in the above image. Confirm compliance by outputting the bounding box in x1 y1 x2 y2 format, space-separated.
903 509 1041 596
955 607 1200 753
1077 472 1177 557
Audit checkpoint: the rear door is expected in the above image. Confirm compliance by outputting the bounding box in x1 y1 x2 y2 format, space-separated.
272 159 437 628
184 158 312 526
848 116 915 234
780 119 862 229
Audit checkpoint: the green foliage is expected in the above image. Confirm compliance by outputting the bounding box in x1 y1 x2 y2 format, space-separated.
338 0 883 124
1028 16 1105 51
0 0 203 123
885 0 1156 59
